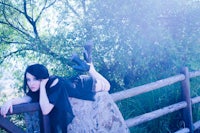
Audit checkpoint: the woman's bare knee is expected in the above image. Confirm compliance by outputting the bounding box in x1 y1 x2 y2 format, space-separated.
95 80 110 92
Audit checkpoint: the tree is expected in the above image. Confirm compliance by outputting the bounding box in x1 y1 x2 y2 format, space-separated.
1 0 200 132
0 0 91 67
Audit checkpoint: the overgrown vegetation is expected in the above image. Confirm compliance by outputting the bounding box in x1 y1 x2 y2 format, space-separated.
1 0 200 132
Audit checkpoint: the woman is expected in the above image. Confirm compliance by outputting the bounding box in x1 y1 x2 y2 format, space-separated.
0 44 110 133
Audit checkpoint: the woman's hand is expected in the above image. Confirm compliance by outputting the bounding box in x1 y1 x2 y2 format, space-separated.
0 100 13 117
40 78 49 90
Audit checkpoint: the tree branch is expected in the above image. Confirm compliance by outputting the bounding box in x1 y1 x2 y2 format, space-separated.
0 38 30 46
23 0 56 40
0 0 70 65
81 0 86 15
1 6 34 39
23 0 34 25
0 48 32 64
65 0 80 18
34 0 57 23
0 1 24 14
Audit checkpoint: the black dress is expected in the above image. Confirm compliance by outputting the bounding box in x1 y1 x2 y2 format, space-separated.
27 75 96 133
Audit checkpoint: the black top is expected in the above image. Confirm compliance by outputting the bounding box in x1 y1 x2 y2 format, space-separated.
27 75 96 133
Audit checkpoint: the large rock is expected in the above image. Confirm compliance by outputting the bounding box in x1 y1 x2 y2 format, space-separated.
24 92 130 133
68 92 130 133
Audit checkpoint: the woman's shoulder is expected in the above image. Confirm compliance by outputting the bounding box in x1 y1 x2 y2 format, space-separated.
46 76 60 88
49 75 59 80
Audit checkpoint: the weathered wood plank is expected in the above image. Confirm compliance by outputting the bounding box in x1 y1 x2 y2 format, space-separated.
193 120 200 130
111 74 185 102
174 128 190 133
6 103 40 115
0 116 25 133
191 96 200 104
43 115 51 133
0 103 50 133
125 101 187 127
189 71 200 78
181 67 194 132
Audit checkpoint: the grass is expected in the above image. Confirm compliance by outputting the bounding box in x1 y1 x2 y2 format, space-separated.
116 82 187 133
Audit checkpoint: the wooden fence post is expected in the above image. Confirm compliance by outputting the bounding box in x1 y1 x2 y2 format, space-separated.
43 115 51 133
181 67 194 133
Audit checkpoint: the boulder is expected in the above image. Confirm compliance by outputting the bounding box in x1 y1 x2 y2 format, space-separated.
68 92 130 133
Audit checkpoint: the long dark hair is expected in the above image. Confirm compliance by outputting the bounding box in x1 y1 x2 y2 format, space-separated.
23 64 49 93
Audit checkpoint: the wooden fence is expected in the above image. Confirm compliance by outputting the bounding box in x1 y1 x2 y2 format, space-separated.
0 103 50 133
1 67 200 133
111 67 200 133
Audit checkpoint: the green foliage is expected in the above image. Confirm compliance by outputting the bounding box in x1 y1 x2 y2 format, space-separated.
1 0 200 132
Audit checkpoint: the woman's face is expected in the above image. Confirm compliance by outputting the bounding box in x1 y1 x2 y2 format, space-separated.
26 72 41 92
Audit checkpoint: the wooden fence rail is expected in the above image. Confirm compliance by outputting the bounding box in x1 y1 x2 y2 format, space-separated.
0 103 50 133
111 74 185 102
111 67 200 133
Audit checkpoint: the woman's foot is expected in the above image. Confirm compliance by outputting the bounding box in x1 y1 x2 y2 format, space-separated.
71 54 90 72
83 41 93 63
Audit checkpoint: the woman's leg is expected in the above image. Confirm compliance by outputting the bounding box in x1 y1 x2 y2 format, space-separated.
88 63 110 92
83 41 110 92
71 41 110 92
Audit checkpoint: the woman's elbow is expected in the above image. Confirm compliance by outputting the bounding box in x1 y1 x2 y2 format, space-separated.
39 103 54 115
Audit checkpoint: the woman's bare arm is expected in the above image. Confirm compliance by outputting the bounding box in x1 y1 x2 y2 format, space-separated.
0 96 31 117
39 78 58 115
